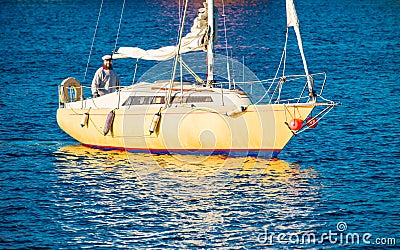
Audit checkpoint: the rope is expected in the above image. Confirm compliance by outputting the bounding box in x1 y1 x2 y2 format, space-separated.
132 59 139 85
296 104 335 134
254 28 289 105
84 0 104 82
166 0 189 107
175 0 185 48
114 0 126 53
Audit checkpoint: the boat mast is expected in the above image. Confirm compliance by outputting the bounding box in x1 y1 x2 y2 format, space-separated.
286 0 315 99
206 0 215 86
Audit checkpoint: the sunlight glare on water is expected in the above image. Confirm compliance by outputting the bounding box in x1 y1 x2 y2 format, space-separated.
52 145 320 248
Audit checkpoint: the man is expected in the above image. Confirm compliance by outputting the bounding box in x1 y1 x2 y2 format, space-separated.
91 55 120 97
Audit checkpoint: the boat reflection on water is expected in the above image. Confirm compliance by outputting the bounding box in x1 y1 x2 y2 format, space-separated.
54 144 319 192
54 145 321 246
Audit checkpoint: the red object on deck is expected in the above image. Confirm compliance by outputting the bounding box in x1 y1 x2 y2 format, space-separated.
306 116 318 128
289 118 303 131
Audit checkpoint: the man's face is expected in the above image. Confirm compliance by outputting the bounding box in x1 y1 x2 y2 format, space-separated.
103 59 112 69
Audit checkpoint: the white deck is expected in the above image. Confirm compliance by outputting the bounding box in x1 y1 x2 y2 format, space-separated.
64 81 252 110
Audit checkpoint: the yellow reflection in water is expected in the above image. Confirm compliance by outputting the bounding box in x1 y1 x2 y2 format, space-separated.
54 144 321 243
54 144 317 186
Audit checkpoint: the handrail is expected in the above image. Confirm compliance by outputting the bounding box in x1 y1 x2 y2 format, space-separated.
59 71 329 108
217 72 327 104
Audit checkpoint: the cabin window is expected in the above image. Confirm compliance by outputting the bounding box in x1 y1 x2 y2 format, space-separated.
122 96 165 106
122 95 213 106
171 96 213 103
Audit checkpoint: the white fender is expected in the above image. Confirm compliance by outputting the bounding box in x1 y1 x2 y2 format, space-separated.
103 110 115 136
149 108 162 135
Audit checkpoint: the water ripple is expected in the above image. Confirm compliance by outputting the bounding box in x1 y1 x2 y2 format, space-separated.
1 0 400 248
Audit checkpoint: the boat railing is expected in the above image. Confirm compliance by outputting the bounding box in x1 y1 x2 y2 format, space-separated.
58 85 120 108
58 72 330 108
219 72 328 105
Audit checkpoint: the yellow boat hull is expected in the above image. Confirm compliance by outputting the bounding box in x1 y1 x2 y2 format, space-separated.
57 104 314 158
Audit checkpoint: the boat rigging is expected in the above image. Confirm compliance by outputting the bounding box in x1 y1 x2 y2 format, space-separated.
57 0 338 158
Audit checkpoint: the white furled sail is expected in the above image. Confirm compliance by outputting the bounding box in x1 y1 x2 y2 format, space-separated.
286 0 300 27
206 0 215 84
286 0 314 97
114 3 210 61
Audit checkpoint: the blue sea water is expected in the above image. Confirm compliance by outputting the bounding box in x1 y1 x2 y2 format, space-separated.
1 0 399 248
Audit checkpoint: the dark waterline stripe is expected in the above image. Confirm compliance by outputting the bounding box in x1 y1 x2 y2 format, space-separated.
82 143 281 158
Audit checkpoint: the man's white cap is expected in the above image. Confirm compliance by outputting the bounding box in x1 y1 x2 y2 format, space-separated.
102 55 112 60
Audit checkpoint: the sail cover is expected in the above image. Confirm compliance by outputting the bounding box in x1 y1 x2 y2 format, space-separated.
286 0 314 96
114 3 209 61
286 0 299 27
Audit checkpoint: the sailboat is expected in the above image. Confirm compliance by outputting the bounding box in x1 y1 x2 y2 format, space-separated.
57 0 337 158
